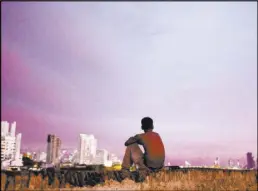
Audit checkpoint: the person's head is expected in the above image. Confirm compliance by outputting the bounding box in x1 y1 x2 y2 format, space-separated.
141 117 154 132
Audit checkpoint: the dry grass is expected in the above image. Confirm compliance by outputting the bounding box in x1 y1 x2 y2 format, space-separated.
1 170 257 191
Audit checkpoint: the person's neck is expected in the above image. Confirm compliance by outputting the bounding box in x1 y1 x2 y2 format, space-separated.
144 129 153 133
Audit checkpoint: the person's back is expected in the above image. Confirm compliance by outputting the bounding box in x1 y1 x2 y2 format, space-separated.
137 131 165 169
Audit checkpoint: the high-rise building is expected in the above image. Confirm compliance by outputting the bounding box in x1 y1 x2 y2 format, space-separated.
11 133 23 167
46 134 62 164
1 137 5 160
79 134 97 164
1 121 9 137
10 122 16 137
94 149 108 165
246 152 255 169
47 135 51 163
1 136 16 160
15 133 22 160
1 121 18 161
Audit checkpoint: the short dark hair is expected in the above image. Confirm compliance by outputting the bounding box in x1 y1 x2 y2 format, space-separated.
141 117 154 130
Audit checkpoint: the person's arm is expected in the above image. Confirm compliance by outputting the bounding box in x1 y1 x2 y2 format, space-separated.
124 135 141 146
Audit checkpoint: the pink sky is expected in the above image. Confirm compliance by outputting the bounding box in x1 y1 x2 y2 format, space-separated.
1 2 257 165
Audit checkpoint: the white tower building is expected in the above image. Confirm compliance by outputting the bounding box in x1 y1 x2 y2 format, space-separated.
1 135 16 160
10 122 16 137
79 134 97 164
15 133 22 160
1 121 18 161
1 121 9 137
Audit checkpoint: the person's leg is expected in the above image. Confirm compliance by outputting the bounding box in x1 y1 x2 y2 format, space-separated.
121 146 134 171
121 144 137 180
121 143 149 181
121 143 146 170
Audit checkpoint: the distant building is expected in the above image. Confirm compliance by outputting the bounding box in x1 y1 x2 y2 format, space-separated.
71 150 79 163
1 159 12 170
35 150 41 161
10 122 16 137
46 134 62 164
214 157 220 166
79 134 97 164
32 152 38 161
1 121 20 161
1 136 16 160
236 160 240 168
246 152 255 169
185 161 191 167
108 153 121 164
60 150 72 163
1 121 9 136
1 137 4 160
39 152 47 162
228 159 234 168
15 133 22 160
94 149 108 165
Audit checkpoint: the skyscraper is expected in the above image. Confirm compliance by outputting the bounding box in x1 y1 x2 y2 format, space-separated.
46 134 62 164
1 121 9 137
10 122 16 137
1 136 16 160
246 152 255 169
79 134 97 164
1 121 17 161
15 133 22 160
46 135 51 163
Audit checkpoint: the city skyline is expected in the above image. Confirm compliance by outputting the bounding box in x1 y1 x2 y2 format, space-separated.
1 120 256 167
1 2 257 163
1 121 123 168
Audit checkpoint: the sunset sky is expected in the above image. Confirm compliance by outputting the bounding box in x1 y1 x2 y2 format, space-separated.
1 2 257 165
